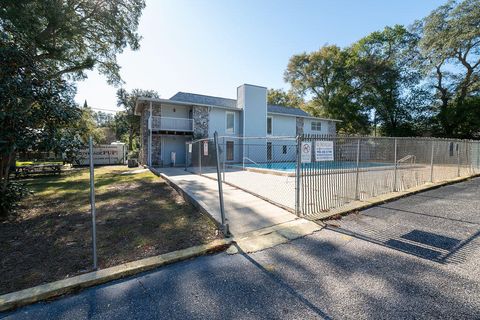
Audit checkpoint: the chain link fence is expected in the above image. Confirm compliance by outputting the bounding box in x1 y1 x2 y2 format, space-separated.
186 134 480 219
186 136 298 211
299 135 480 218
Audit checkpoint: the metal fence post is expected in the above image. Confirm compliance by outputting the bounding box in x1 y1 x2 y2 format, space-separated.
430 141 435 183
185 142 188 171
222 137 226 182
393 138 398 192
89 136 98 270
198 141 202 174
214 132 229 235
295 135 302 216
469 141 473 174
477 141 480 173
457 142 461 177
148 102 152 167
355 138 361 200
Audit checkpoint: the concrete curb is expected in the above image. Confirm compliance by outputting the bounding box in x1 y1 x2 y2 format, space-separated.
0 238 232 313
308 174 480 221
233 219 323 253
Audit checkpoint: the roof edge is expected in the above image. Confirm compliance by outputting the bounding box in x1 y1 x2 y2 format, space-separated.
134 96 241 115
267 111 342 122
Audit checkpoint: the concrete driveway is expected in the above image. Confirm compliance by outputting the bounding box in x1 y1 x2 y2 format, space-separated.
2 178 479 319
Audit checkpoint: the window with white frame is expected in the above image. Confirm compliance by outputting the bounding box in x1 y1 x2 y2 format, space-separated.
267 117 273 135
311 121 322 131
226 111 235 133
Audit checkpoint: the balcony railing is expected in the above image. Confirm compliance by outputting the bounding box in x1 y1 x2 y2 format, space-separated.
149 116 193 132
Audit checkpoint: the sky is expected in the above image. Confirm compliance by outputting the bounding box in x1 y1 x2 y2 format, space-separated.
75 0 447 112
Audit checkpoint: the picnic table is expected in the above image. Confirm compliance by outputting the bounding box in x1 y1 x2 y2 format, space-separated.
14 164 62 178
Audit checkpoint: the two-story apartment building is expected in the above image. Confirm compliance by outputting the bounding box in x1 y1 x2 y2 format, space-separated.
135 84 339 167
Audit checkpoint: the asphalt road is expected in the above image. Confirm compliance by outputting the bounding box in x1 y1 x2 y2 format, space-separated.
2 178 480 319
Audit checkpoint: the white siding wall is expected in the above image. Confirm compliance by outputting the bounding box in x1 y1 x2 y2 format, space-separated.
268 114 296 136
267 114 297 163
239 84 267 163
208 108 241 163
161 103 191 118
208 108 241 137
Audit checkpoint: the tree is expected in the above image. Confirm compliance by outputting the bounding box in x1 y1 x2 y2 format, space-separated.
267 88 304 107
1 0 146 84
412 0 480 137
116 88 159 151
0 0 146 215
94 111 115 127
351 25 430 136
284 45 370 134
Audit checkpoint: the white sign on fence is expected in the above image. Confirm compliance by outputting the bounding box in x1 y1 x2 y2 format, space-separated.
301 141 312 163
76 144 126 166
203 141 208 156
315 141 334 161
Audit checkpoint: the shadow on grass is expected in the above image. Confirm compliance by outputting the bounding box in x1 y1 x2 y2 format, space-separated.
0 167 220 295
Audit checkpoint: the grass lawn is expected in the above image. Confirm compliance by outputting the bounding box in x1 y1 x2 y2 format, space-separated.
15 161 64 166
0 166 221 295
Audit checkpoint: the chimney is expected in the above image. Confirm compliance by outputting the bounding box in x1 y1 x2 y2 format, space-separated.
237 84 267 137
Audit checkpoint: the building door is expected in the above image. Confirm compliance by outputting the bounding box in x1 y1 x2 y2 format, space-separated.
162 136 187 167
226 141 234 161
267 142 272 161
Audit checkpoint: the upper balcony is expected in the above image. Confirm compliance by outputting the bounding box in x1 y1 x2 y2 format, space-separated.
149 116 193 132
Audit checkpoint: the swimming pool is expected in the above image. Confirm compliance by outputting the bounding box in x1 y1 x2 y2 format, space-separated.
234 161 393 172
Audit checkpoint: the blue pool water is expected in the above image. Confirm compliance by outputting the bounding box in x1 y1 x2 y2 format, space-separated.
237 161 392 172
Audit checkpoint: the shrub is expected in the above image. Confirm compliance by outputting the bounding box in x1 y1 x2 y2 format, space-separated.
0 181 30 217
128 150 139 159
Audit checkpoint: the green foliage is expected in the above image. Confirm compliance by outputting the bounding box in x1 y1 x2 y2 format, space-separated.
0 0 146 215
283 0 480 138
267 88 304 107
284 45 371 134
1 0 146 85
94 111 115 127
351 25 431 136
412 0 480 137
0 181 30 217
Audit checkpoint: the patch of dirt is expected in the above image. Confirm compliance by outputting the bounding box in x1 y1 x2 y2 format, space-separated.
0 166 222 295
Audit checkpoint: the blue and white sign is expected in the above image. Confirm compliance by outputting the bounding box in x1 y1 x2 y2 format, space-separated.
315 141 334 161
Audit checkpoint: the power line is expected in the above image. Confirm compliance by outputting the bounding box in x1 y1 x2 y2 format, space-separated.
89 107 122 113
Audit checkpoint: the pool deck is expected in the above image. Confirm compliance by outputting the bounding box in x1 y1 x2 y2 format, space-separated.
152 167 299 236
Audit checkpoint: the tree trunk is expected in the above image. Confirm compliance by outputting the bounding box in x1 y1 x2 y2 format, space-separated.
0 149 15 216
128 129 134 152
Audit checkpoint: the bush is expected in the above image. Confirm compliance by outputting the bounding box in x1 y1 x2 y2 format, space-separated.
128 150 139 159
0 181 30 217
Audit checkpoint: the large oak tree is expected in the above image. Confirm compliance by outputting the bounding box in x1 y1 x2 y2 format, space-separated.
0 0 146 215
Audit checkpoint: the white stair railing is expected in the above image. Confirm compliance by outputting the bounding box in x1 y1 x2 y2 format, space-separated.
397 154 416 164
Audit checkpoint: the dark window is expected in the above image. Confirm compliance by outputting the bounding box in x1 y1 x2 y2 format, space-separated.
226 112 235 133
267 142 272 161
449 142 454 157
282 145 287 154
267 117 272 135
226 141 234 161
